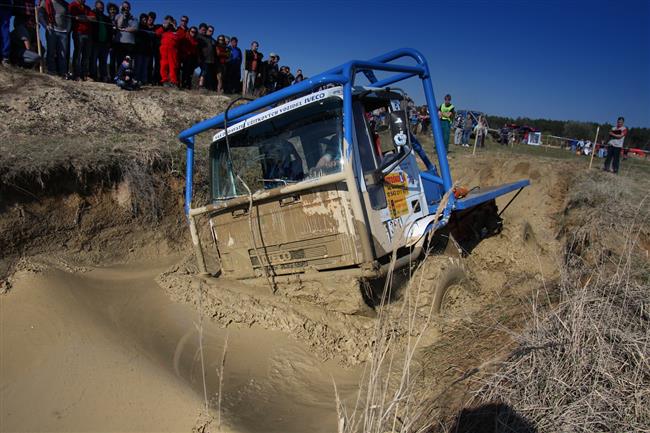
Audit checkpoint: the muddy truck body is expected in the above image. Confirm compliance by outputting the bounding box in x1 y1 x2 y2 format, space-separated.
178 48 529 314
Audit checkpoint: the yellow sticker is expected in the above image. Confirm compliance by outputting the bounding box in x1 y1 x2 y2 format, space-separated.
384 172 409 219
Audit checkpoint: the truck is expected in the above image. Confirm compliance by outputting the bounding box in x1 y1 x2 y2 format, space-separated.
177 48 529 315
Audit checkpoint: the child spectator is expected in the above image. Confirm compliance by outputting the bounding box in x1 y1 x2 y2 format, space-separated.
243 40 262 96
114 55 139 90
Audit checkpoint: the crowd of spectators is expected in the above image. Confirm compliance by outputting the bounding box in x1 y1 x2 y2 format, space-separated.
0 0 306 94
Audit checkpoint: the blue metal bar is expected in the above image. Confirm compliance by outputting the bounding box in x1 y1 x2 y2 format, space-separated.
410 134 434 170
367 47 428 65
184 136 195 216
178 74 349 143
421 72 453 192
371 72 417 88
342 64 355 156
454 180 530 210
341 60 425 77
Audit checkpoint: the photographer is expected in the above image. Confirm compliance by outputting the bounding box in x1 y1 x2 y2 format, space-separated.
114 54 139 90
113 1 136 69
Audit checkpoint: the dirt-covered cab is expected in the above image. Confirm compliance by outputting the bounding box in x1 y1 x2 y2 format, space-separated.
207 86 429 281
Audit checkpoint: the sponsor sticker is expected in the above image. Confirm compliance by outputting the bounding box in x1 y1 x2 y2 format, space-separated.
384 171 409 219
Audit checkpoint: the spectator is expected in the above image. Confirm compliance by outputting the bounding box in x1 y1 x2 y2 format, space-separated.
474 115 487 148
156 15 179 88
215 34 229 94
0 0 10 65
243 40 262 96
147 11 160 84
418 106 430 134
114 54 139 90
10 0 41 69
603 116 627 174
293 68 303 84
179 25 198 89
134 12 154 84
177 15 189 36
276 65 294 90
196 24 216 90
69 0 94 80
107 2 119 77
39 0 71 77
260 52 279 95
226 36 241 93
438 94 454 151
461 113 472 147
91 0 113 82
453 112 462 145
114 1 137 70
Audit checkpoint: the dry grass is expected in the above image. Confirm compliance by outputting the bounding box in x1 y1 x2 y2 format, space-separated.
335 171 649 433
455 173 650 433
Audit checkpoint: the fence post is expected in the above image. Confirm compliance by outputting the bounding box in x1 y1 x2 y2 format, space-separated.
588 126 600 170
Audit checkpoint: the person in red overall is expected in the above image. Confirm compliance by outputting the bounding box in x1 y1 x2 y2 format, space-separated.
156 15 179 87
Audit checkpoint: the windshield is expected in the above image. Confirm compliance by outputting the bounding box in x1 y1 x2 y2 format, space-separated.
210 97 343 200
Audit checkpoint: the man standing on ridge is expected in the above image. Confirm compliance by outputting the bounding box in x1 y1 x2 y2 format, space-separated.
603 116 627 174
438 94 455 152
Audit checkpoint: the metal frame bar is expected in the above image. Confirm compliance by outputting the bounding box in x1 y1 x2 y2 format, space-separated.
178 47 454 217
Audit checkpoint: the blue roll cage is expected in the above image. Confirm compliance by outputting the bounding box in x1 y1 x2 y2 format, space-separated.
178 47 529 219
178 47 452 215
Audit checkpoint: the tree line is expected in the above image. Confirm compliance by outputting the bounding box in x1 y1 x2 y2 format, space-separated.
485 115 650 150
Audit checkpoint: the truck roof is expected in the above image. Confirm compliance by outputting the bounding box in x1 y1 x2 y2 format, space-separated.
211 85 394 143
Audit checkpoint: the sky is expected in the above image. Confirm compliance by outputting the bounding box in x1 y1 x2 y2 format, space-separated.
133 0 650 127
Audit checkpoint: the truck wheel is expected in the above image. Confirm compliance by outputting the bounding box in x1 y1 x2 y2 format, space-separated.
431 262 469 314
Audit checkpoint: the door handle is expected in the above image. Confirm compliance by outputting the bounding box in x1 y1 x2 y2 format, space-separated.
232 208 248 217
279 195 300 206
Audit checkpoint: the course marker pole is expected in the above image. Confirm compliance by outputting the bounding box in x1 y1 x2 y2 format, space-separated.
35 10 43 73
589 126 600 170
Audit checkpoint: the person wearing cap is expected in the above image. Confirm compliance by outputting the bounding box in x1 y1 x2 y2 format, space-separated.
437 94 455 151
260 52 279 95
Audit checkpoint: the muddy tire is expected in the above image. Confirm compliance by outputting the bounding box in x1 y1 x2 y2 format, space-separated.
431 262 470 314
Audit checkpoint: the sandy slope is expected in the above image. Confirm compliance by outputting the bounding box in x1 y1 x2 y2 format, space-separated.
0 258 360 433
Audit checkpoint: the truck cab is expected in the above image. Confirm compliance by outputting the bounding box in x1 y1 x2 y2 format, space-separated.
179 48 529 291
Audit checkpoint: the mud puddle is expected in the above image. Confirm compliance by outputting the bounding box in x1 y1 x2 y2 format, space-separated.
1 258 360 433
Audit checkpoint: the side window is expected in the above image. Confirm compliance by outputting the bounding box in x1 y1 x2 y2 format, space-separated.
353 101 387 210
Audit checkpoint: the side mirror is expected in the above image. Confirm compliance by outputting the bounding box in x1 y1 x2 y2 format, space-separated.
379 144 412 175
364 144 413 186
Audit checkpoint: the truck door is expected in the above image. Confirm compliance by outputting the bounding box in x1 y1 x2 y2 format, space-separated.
352 95 428 259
